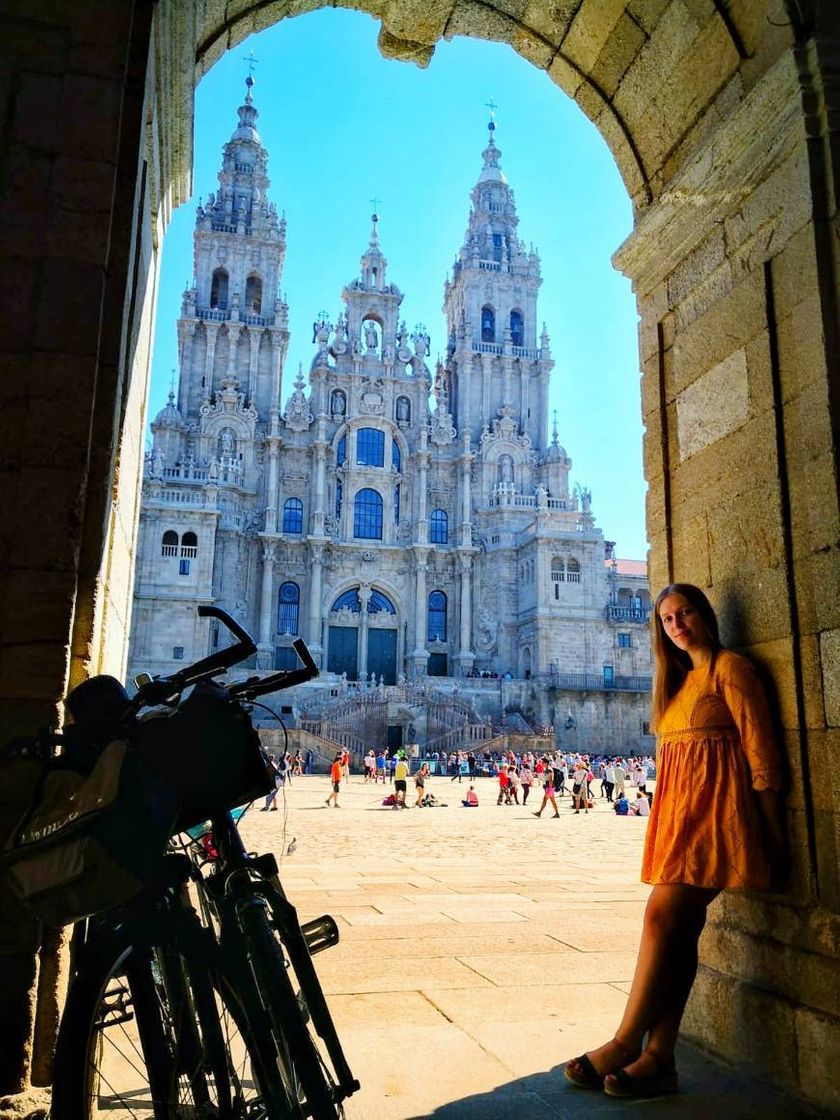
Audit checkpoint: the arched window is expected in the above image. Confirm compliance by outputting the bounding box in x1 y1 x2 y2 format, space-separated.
481 305 495 342
368 590 396 614
181 531 197 557
354 488 383 539
282 497 303 534
551 557 564 582
567 557 581 583
335 479 343 519
210 268 229 310
336 433 346 465
356 427 385 467
332 588 362 613
510 309 524 347
161 530 178 557
244 273 262 314
430 509 448 544
391 440 401 472
277 582 300 636
427 591 447 642
393 484 400 526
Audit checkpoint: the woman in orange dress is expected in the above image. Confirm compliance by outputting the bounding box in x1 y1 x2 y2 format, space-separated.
565 583 786 1098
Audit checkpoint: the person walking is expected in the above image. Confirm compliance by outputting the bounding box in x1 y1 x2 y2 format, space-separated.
603 760 615 802
572 760 590 814
376 749 387 783
613 759 627 800
564 583 785 1099
393 751 409 808
520 762 533 805
325 753 342 808
533 757 561 818
496 763 510 805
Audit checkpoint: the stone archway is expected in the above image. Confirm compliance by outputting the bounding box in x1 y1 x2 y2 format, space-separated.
0 0 838 1107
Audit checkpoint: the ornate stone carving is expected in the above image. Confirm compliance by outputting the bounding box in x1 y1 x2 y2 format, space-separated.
283 366 313 432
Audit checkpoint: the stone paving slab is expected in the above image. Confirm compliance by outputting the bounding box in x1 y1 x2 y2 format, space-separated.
236 776 822 1120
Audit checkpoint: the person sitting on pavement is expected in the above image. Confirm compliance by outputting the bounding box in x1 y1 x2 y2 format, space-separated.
462 785 479 807
614 793 630 816
629 790 651 817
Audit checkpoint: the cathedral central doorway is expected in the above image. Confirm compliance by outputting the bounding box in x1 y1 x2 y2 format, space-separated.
367 629 397 685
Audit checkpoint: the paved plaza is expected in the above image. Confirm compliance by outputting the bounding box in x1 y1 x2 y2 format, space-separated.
240 773 821 1120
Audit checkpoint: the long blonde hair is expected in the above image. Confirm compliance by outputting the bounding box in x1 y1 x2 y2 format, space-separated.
650 583 721 731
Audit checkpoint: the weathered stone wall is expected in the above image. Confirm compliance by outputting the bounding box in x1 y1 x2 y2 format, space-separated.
1 0 838 1109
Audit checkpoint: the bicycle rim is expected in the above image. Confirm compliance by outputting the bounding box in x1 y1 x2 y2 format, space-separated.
52 942 279 1119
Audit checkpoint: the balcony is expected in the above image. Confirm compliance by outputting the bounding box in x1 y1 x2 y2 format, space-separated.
548 672 652 693
606 605 651 623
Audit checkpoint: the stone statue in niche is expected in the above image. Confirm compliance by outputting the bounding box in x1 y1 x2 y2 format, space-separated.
499 456 513 483
364 320 379 351
396 396 410 423
219 429 235 456
331 390 346 418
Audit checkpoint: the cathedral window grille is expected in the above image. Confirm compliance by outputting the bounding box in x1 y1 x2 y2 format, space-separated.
331 588 361 613
492 233 503 262
481 306 495 342
161 530 179 557
353 488 383 540
391 440 401 473
282 497 304 534
173 646 185 660
336 434 346 465
430 509 448 544
510 309 524 347
356 428 385 467
368 590 396 614
179 558 191 576
427 591 447 642
393 484 400 526
244 273 262 314
335 480 342 520
567 558 581 583
210 268 229 310
277 582 300 635
180 531 197 558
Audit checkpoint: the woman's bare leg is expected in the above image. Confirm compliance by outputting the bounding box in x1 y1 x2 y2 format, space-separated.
567 884 718 1078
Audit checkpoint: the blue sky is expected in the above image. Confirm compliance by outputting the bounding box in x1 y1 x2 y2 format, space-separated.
150 9 648 558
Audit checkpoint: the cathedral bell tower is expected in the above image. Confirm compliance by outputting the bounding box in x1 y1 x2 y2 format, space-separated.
442 113 552 449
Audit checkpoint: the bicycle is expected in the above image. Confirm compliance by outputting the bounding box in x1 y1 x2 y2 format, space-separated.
49 605 360 1119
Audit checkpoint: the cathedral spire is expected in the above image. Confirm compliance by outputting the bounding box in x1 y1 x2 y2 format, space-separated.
478 101 506 185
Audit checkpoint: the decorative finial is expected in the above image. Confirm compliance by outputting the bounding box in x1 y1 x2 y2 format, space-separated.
244 50 258 100
485 98 498 132
552 410 559 445
168 370 176 402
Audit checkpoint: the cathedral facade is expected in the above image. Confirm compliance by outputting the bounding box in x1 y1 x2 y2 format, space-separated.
128 81 652 710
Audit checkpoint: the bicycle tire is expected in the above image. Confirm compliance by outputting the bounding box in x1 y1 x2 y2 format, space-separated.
232 895 342 1120
51 932 291 1119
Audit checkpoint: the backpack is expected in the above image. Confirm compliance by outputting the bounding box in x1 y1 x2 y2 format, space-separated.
0 737 178 928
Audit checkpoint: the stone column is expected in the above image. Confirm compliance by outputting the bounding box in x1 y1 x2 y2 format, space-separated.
312 431 327 537
257 538 277 668
226 324 241 380
307 541 325 665
358 584 371 679
177 319 196 415
264 440 280 533
204 324 218 396
247 328 260 401
416 427 429 543
270 328 285 411
408 547 429 678
456 551 475 676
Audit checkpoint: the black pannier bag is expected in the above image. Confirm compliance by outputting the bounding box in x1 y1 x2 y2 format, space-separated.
1 738 179 928
133 679 274 833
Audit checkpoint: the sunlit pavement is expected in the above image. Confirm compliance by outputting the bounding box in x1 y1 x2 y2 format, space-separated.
241 775 818 1120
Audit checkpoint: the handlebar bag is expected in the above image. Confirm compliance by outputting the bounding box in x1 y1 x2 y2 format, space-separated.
133 679 274 833
0 740 179 928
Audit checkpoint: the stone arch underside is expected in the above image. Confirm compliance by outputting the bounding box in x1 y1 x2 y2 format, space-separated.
0 0 838 1109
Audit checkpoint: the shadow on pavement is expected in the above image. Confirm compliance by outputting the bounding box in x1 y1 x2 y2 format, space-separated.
406 1044 823 1120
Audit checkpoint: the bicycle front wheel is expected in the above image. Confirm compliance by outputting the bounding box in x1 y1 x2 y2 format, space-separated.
52 937 278 1119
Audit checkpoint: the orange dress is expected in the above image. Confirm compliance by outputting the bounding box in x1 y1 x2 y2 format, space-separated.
642 650 783 890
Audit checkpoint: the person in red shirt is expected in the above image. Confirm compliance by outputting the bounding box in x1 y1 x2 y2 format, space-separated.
497 763 510 805
325 754 342 808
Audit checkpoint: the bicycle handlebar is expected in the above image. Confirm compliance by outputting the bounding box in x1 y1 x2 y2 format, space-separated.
229 638 318 699
131 610 318 709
